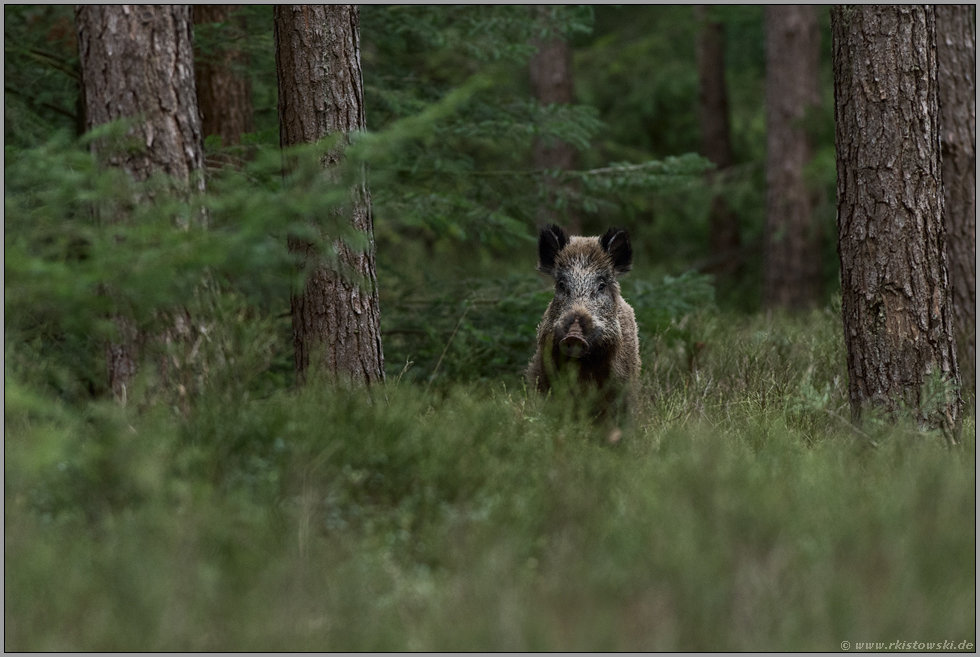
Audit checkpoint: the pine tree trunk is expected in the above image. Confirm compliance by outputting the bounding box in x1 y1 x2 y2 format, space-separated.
695 5 741 277
76 5 205 189
936 5 976 396
763 5 822 310
530 28 580 234
274 5 385 385
832 5 961 435
193 5 254 151
76 5 206 401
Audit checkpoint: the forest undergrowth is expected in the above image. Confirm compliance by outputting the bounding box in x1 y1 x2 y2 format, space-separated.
6 302 975 651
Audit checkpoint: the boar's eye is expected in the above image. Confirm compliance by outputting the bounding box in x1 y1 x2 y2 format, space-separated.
556 281 567 294
597 282 606 294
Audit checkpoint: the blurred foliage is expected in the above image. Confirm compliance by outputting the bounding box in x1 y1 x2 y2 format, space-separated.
4 5 82 146
6 308 976 650
4 4 843 311
358 5 714 253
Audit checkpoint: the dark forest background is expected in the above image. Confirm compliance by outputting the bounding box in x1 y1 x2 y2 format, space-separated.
5 5 840 388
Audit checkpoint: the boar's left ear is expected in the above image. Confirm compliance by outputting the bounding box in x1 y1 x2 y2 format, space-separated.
600 227 633 275
537 224 569 276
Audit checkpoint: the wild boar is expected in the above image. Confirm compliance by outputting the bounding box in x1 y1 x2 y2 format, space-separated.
526 224 641 417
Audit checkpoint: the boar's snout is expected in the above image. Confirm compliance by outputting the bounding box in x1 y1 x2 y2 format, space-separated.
559 318 590 358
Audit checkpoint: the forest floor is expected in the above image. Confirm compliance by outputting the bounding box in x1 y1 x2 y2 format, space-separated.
5 308 976 651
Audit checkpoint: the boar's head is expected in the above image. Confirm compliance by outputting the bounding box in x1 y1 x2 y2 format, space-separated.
536 224 633 360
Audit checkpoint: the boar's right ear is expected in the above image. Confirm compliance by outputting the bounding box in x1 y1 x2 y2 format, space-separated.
537 224 569 276
600 227 633 275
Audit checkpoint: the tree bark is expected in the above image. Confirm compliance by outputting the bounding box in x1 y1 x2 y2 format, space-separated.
530 27 580 234
763 5 822 310
936 5 976 396
274 5 385 385
76 5 205 190
695 5 741 277
832 5 961 435
193 5 254 150
76 5 206 401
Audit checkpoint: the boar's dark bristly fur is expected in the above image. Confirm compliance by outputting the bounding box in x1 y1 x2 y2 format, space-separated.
526 224 641 415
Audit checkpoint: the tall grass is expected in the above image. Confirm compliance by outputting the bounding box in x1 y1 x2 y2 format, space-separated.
5 308 975 651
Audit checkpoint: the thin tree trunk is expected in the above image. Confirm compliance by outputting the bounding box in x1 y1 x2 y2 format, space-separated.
763 5 822 310
530 24 580 234
76 5 206 402
695 5 740 277
832 5 961 435
274 5 385 385
193 5 254 151
936 5 976 396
